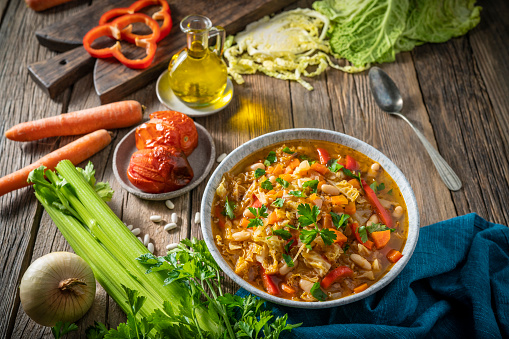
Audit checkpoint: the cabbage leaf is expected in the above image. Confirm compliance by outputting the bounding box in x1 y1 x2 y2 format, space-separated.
313 0 481 70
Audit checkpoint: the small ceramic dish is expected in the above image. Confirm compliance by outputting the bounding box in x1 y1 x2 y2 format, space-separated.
156 70 234 117
113 122 215 201
200 128 419 309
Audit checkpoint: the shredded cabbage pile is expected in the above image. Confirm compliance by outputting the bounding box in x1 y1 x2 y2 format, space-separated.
224 8 345 91
224 1 481 89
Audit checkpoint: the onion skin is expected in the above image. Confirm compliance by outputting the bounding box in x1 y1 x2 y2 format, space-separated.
19 252 96 327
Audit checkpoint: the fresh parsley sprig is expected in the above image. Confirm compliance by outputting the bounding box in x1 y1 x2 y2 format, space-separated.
297 203 319 227
276 177 289 188
370 181 385 193
327 159 343 173
289 190 305 198
282 147 294 154
330 212 349 229
310 282 327 301
261 179 273 190
302 180 318 193
358 223 395 242
272 228 292 240
282 253 294 267
254 168 266 178
223 197 236 219
264 151 277 166
247 205 268 228
272 198 285 208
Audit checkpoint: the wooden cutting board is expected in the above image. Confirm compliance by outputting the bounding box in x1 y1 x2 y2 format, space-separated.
28 0 298 103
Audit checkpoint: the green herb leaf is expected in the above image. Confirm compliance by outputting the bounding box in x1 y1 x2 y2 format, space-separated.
264 151 277 166
388 188 393 195
310 282 327 301
273 228 292 240
272 198 285 208
300 228 319 246
282 147 294 154
366 223 395 233
320 228 337 246
52 321 78 339
370 181 386 193
224 197 236 219
330 212 349 229
261 179 273 190
289 190 305 198
282 253 294 267
247 204 268 228
327 159 343 173
299 154 312 161
284 239 294 253
357 225 369 243
297 203 319 227
343 243 350 252
276 177 290 188
302 179 319 193
254 168 266 178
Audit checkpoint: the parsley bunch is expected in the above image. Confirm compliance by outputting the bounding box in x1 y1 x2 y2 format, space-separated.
248 205 268 228
86 238 300 338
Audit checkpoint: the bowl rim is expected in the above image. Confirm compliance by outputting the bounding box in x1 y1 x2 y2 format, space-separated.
200 128 420 309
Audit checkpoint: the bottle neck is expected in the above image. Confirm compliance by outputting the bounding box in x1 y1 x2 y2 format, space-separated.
187 31 208 58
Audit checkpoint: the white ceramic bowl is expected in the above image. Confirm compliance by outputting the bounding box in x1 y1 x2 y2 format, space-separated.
201 128 419 309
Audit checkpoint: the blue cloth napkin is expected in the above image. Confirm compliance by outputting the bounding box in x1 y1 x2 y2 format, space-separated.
237 213 509 338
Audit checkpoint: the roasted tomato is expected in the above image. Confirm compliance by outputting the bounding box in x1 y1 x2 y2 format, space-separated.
135 120 182 152
149 110 198 155
127 145 194 193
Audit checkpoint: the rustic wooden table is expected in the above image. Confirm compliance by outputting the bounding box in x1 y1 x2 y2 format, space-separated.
1 0 508 337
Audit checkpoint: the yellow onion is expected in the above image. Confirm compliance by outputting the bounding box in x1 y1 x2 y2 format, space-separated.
19 252 96 327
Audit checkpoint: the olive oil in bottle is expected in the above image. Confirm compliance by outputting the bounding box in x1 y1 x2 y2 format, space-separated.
168 15 227 107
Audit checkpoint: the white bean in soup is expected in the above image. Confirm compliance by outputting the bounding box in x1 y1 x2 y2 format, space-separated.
211 140 408 302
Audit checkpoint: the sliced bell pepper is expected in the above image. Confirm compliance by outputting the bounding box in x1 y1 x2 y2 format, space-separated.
260 265 279 295
99 0 172 43
83 13 161 69
361 179 394 228
214 205 226 228
251 195 262 208
316 148 330 165
345 155 360 171
320 266 353 289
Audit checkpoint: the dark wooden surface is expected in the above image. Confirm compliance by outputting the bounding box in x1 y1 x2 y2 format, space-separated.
1 0 508 337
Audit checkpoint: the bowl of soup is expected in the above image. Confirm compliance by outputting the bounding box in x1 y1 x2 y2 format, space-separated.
201 129 419 308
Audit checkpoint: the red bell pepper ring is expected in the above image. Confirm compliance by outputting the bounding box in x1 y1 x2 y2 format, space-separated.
316 148 330 165
83 13 161 69
99 0 172 43
320 266 353 289
361 179 394 228
260 265 279 295
345 155 360 171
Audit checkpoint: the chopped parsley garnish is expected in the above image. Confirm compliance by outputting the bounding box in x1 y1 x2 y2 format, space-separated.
272 198 285 208
327 159 343 173
273 228 292 240
310 282 327 301
298 154 312 161
343 243 350 252
276 177 289 188
223 197 236 219
284 239 294 253
282 253 294 267
254 168 266 178
299 228 336 248
261 179 273 190
247 205 268 228
330 212 349 229
297 203 319 227
370 181 385 193
357 223 394 242
264 151 277 166
282 147 294 154
319 228 336 246
388 189 393 195
289 190 305 198
302 180 319 193
342 167 362 183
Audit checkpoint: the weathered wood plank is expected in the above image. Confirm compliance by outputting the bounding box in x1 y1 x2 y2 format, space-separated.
0 1 90 337
412 35 509 226
326 52 457 226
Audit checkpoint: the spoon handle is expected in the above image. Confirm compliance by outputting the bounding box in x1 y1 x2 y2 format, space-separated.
393 113 462 191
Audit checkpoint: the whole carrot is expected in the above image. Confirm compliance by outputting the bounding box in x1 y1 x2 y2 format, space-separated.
0 129 111 197
25 0 72 12
5 100 143 142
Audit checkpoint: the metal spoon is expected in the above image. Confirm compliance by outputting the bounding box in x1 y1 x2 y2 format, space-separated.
368 66 462 191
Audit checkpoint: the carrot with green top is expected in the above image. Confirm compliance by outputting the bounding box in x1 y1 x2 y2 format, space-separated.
0 129 111 196
5 100 143 142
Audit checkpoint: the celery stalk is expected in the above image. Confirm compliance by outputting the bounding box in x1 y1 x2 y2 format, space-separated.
55 160 184 307
35 193 162 318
